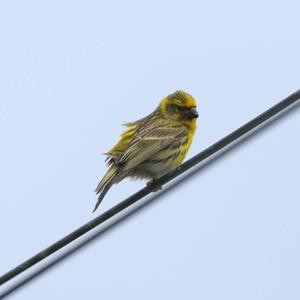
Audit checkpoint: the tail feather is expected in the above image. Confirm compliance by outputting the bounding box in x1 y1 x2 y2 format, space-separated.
93 166 118 212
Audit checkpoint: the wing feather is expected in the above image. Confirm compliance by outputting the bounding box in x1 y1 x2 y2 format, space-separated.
117 126 187 171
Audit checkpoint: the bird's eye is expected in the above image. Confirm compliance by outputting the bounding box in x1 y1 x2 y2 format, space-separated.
175 105 184 112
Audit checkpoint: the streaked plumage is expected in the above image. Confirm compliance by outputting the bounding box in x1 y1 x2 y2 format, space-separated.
94 90 198 212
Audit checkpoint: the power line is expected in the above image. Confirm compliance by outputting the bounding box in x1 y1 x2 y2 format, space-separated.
1 89 300 286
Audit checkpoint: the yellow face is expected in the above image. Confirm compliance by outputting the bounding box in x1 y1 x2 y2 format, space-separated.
160 90 198 122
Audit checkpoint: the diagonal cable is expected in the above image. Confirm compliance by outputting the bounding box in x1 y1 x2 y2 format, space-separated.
1 89 300 286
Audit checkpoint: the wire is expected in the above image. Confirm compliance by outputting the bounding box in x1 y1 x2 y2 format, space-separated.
1 89 300 286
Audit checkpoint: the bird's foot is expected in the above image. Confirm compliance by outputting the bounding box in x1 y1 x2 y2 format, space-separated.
147 180 163 192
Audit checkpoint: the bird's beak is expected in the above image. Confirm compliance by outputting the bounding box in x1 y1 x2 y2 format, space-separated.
187 107 198 119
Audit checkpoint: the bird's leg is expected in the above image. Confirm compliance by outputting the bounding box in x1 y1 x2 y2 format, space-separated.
147 179 163 192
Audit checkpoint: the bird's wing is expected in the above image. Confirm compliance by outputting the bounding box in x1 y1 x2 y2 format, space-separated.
117 126 187 171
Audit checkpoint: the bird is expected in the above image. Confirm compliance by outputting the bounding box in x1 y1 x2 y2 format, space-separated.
93 90 198 212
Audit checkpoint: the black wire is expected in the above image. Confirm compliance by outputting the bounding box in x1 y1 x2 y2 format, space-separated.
1 89 300 286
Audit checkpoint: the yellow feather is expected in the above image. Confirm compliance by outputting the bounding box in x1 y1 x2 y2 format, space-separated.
175 119 196 166
106 125 137 156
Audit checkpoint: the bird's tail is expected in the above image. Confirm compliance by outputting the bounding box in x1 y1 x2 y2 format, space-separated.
93 165 119 212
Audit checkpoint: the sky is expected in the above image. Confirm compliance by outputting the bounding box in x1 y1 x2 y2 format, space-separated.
0 0 300 299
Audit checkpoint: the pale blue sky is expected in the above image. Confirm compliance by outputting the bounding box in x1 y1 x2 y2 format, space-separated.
0 0 300 299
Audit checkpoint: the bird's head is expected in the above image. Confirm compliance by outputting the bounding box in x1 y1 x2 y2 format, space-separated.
159 90 198 123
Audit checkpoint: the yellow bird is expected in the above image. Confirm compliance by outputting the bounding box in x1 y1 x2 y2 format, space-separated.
94 90 198 212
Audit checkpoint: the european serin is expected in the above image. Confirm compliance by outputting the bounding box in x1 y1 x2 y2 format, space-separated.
94 90 198 212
